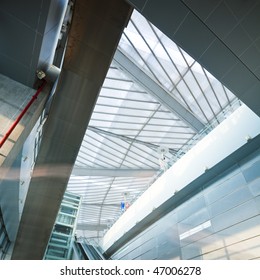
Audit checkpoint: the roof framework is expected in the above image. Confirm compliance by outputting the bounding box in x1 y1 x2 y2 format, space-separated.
113 49 205 132
66 10 240 240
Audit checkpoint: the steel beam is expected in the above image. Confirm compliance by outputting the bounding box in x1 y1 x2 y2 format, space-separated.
11 0 132 260
72 167 157 177
113 50 205 132
88 126 177 154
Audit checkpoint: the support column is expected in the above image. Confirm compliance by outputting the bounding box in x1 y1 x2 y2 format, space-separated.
12 0 132 259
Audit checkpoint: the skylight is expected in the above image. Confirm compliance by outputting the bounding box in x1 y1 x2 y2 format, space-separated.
66 10 240 241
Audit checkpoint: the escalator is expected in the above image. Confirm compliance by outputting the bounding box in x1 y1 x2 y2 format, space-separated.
74 239 107 260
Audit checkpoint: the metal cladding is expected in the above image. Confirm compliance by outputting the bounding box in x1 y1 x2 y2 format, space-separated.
12 0 132 260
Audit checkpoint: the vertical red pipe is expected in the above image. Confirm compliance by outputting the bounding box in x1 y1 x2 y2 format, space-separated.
0 80 47 148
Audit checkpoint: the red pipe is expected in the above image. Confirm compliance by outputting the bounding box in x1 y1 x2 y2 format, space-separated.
0 79 47 148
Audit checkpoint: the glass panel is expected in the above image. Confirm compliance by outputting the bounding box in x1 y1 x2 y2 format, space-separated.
226 235 260 260
181 243 202 260
156 229 176 247
248 177 260 196
140 248 157 260
242 160 260 183
197 233 224 255
179 222 213 247
208 186 253 217
218 215 260 247
157 242 180 260
54 224 72 235
202 248 228 260
60 206 77 216
204 172 246 205
178 208 210 233
47 246 68 258
255 196 260 213
57 214 75 225
211 199 259 232
176 195 205 222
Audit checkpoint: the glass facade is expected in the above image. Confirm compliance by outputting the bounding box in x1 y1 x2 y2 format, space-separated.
0 208 11 260
44 192 81 260
111 148 260 260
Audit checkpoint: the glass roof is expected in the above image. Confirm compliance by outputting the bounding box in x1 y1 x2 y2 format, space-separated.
66 10 240 241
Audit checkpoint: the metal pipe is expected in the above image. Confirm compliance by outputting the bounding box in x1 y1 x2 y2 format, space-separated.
0 80 47 148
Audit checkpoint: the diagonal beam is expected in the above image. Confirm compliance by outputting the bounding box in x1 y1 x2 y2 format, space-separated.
88 126 177 154
113 49 205 132
11 0 132 260
72 167 158 177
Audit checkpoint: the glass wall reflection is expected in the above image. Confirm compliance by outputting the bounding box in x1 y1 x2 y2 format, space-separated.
112 149 260 260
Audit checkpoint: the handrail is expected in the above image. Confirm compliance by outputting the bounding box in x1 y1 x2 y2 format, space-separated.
77 237 106 260
0 80 47 149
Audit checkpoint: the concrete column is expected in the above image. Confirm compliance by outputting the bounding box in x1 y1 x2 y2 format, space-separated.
12 0 132 259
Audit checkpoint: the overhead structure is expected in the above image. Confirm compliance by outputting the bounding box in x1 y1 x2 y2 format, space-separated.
66 10 240 241
114 50 205 132
1 0 260 260
125 0 260 118
11 0 132 259
72 167 157 177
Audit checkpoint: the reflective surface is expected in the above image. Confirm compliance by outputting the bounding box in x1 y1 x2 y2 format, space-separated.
44 192 81 260
111 148 260 260
0 208 11 260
